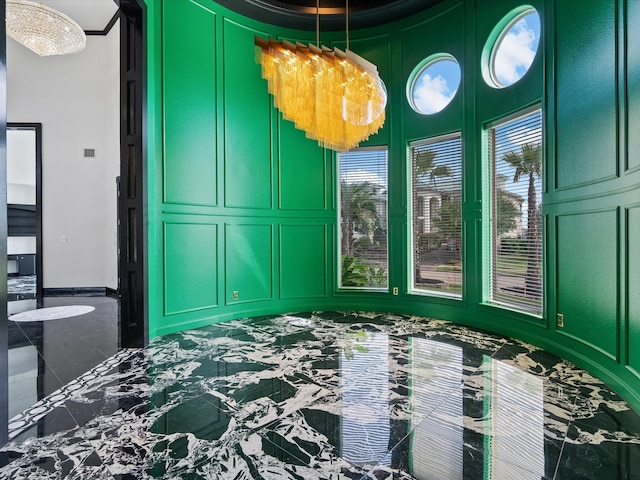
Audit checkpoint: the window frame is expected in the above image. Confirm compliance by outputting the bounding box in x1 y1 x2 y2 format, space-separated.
406 53 462 115
337 146 389 292
408 131 464 299
483 105 544 317
481 5 540 89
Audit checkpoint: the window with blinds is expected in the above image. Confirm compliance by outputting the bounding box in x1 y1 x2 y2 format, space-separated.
338 147 388 289
409 133 462 297
488 109 542 314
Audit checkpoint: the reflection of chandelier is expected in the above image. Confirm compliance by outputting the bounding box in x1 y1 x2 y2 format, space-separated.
6 0 86 57
254 37 386 152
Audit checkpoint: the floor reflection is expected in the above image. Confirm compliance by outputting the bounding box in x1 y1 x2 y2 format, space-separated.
6 295 119 434
1 311 639 479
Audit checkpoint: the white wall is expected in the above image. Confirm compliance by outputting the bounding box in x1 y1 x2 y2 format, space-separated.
7 25 120 289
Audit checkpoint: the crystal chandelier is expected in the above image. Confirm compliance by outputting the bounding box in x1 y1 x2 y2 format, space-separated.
254 2 386 151
6 0 86 57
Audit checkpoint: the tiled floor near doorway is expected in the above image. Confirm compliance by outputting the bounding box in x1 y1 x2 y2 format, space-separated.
2 310 640 479
7 295 119 420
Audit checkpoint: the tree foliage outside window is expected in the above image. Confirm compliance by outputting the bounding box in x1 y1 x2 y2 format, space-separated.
338 148 388 289
409 133 463 297
489 110 543 314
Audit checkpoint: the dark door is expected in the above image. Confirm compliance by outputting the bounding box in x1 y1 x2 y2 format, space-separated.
117 0 145 348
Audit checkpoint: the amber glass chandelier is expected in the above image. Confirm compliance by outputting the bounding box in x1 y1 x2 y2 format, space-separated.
6 0 86 57
254 1 386 151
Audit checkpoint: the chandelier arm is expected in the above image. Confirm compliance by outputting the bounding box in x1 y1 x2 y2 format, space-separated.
316 0 320 47
345 0 349 51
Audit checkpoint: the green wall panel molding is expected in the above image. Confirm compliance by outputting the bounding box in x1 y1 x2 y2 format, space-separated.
162 0 217 207
146 0 640 412
225 224 273 304
279 225 327 299
278 118 327 211
164 221 218 315
223 19 273 209
627 205 640 373
556 210 619 360
554 0 618 190
628 0 640 173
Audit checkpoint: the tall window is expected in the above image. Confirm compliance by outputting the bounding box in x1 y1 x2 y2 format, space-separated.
338 148 388 289
488 109 542 314
410 133 462 297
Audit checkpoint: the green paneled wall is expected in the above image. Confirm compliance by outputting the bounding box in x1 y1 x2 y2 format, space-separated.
628 205 640 375
145 0 640 411
629 0 640 173
223 20 273 209
556 211 618 359
555 0 618 189
278 120 326 211
162 0 217 206
280 225 327 299
164 222 218 314
225 224 273 304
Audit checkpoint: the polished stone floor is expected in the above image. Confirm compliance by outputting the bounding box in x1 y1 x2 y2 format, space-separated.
2 310 640 479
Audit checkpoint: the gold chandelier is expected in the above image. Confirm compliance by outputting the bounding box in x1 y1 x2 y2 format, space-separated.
6 0 86 57
254 4 386 151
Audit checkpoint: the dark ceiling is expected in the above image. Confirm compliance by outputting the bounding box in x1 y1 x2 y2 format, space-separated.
213 0 445 31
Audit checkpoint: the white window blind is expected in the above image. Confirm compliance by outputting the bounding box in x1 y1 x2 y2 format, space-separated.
338 148 388 289
489 109 543 314
409 133 462 297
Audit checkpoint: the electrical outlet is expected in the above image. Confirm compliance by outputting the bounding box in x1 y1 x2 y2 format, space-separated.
556 313 564 328
392 286 399 296
233 291 239 301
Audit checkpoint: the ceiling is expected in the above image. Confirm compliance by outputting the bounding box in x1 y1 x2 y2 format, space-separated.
37 0 119 32
214 0 444 30
34 0 443 33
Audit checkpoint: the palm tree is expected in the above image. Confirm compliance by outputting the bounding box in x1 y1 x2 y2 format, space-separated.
340 181 379 257
502 142 542 296
412 149 451 283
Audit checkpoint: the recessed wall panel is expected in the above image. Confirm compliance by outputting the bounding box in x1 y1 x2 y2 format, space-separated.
225 224 273 304
555 1 617 188
280 225 327 299
223 20 272 209
628 0 640 172
163 1 217 206
164 222 218 314
628 207 640 372
279 119 326 210
556 211 618 358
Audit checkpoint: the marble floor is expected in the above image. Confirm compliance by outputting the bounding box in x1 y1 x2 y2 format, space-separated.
6 296 119 420
2 310 640 479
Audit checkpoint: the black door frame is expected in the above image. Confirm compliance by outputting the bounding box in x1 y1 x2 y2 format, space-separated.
117 0 147 348
1 0 9 447
6 123 43 300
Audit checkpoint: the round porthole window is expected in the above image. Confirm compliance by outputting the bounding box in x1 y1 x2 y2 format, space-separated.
407 54 461 115
483 6 541 88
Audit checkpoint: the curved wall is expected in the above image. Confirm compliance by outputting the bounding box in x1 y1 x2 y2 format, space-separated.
144 0 640 411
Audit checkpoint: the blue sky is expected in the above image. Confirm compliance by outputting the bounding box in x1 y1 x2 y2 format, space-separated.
412 59 461 115
411 9 541 113
493 11 541 86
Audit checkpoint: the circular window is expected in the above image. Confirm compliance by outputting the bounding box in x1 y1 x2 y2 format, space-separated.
407 54 461 115
483 6 541 88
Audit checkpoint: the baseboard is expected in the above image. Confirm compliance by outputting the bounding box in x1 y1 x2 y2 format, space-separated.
106 287 119 298
43 287 117 297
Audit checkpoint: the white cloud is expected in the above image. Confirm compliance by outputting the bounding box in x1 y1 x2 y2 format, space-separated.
341 169 386 187
494 19 538 86
413 73 455 114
